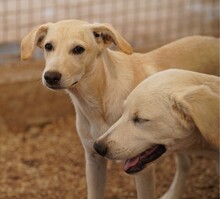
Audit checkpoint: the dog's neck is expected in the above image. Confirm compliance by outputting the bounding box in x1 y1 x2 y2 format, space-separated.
67 49 133 127
171 126 219 161
68 49 119 101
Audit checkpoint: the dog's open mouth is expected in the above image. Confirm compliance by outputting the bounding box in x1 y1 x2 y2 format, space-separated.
123 144 166 174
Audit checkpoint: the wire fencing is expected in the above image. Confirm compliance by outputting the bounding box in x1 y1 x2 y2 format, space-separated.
0 0 219 56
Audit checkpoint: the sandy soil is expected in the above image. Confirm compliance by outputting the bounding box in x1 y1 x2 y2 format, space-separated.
0 115 218 199
0 59 219 199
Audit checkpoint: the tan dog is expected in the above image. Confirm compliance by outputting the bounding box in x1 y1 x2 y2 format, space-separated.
21 19 219 199
94 69 219 198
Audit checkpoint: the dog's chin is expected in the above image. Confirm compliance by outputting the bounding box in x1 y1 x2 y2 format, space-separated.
123 144 166 174
44 81 79 90
46 85 64 90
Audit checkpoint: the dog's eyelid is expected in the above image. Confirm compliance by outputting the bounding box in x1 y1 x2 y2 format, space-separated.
93 31 100 38
133 115 149 124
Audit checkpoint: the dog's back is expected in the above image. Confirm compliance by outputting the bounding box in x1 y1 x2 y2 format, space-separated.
141 36 219 76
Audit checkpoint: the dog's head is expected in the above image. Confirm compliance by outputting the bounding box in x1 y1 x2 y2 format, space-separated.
21 20 132 90
94 69 219 174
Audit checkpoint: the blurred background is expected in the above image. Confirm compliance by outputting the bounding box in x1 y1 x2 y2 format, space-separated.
0 0 219 199
0 0 219 61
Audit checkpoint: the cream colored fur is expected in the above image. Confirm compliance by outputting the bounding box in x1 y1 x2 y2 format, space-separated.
96 69 219 155
96 69 219 198
21 19 219 199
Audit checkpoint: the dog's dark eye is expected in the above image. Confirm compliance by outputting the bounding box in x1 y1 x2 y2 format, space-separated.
45 43 53 51
72 45 85 55
133 116 149 124
93 32 100 38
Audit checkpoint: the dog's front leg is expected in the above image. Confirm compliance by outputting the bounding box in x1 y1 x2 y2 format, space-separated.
135 165 155 199
75 108 107 199
85 152 107 199
160 153 191 199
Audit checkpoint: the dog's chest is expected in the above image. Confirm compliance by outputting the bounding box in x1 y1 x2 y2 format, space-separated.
67 88 123 139
69 89 121 139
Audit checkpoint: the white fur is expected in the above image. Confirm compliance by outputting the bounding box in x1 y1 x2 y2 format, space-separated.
96 69 219 199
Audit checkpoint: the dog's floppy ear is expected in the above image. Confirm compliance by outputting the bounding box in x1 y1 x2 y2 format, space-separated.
89 23 133 55
171 85 219 148
20 23 51 61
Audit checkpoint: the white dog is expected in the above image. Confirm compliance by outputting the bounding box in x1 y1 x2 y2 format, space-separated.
21 19 219 199
94 69 219 198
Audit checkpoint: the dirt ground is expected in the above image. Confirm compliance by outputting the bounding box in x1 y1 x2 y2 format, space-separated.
0 60 219 199
0 114 219 199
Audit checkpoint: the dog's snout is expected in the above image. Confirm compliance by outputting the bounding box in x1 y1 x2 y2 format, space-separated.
44 71 62 85
93 141 108 157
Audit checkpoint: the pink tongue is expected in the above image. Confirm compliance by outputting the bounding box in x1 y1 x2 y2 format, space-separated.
123 156 140 171
123 145 159 171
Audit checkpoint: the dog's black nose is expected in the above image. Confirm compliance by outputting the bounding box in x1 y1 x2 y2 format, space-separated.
93 142 108 157
44 71 62 85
